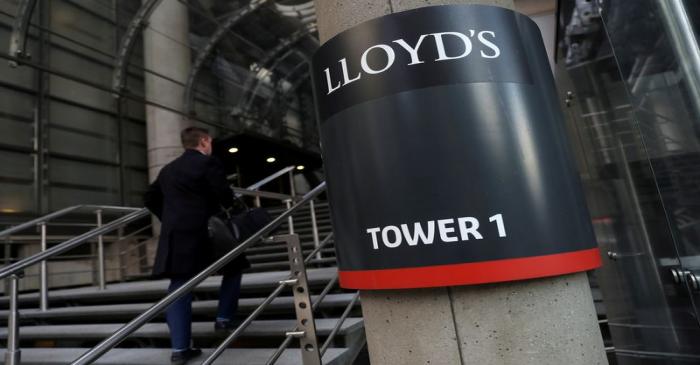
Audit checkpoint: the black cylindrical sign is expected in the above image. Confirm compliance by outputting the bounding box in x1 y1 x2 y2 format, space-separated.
312 5 601 289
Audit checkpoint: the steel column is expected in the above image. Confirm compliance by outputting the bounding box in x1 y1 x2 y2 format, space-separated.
309 200 321 260
5 274 22 365
39 222 48 311
96 210 106 290
282 234 321 365
285 199 294 234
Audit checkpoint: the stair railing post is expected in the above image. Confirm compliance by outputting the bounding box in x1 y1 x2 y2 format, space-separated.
5 273 22 365
285 199 294 234
39 222 48 311
283 234 321 365
3 236 10 295
96 209 106 290
309 200 321 260
117 226 126 281
288 169 296 199
254 195 261 208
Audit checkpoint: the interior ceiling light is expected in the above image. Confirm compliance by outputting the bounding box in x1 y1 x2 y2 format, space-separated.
228 147 239 153
296 165 305 170
266 157 276 163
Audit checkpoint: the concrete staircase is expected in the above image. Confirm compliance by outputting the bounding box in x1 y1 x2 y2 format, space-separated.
0 201 366 364
246 202 336 272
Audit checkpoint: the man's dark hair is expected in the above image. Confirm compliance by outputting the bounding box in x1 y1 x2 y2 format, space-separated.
180 127 210 148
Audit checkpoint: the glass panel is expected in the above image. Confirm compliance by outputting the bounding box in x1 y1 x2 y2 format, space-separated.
601 0 700 325
50 0 116 59
0 150 34 214
557 0 700 362
48 158 120 210
48 74 115 112
49 186 119 210
48 100 119 164
0 150 33 181
123 168 147 207
0 91 34 150
0 182 34 214
48 157 119 189
50 100 118 135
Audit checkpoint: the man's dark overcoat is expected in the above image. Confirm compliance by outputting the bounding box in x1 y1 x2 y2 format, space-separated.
144 149 249 278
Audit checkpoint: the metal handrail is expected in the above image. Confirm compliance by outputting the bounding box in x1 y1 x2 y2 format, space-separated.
202 280 290 365
264 237 337 365
0 208 149 281
246 165 296 191
204 232 335 365
71 182 327 365
320 291 361 355
233 187 292 201
265 275 338 365
0 205 142 238
265 271 339 365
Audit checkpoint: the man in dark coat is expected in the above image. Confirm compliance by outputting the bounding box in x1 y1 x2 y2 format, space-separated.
144 126 248 364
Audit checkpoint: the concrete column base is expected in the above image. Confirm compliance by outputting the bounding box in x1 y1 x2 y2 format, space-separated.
361 272 607 365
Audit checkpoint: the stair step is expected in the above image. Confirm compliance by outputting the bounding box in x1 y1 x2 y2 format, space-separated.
0 293 358 321
0 268 337 307
247 249 336 261
246 241 335 254
250 258 337 271
0 347 351 365
0 318 364 340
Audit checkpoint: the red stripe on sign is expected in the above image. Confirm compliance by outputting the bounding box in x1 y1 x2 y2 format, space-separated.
338 248 602 289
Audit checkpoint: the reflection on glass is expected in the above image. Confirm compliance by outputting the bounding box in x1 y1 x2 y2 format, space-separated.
558 0 700 363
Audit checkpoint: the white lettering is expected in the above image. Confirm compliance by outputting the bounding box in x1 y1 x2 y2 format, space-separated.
381 225 403 248
367 213 506 250
457 217 483 240
323 67 341 95
437 219 458 242
489 214 507 237
322 29 501 94
393 35 429 65
339 58 361 85
361 44 396 74
400 221 435 246
366 227 381 250
431 32 473 61
478 31 500 58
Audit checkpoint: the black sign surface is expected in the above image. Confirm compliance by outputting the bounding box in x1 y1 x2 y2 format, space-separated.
312 5 601 289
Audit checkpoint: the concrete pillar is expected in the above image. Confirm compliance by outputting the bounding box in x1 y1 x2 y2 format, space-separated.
142 0 191 181
313 1 608 364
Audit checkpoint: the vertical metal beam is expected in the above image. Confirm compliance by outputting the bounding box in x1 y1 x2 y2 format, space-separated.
283 234 321 365
5 274 22 365
114 0 127 206
285 199 294 234
288 170 297 199
39 222 48 311
36 0 51 214
309 200 321 260
117 226 127 281
96 210 106 290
